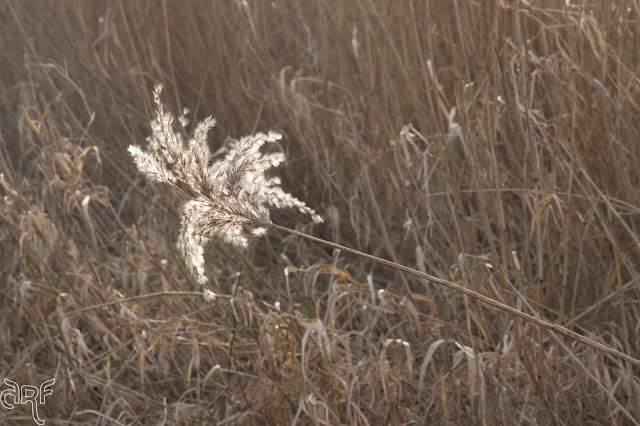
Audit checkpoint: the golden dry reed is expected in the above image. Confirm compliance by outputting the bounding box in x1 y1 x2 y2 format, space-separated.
2 1 640 424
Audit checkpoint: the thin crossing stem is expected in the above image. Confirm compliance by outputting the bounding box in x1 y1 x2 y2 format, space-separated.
267 222 640 369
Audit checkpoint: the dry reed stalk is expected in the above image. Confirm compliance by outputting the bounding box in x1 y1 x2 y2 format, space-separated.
130 86 640 369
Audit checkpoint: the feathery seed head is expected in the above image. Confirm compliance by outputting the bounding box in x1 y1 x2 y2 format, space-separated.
128 85 323 301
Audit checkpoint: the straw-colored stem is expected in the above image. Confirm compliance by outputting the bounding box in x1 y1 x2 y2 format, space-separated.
267 222 640 369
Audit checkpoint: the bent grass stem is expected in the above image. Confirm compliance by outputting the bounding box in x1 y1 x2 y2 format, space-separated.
266 222 640 369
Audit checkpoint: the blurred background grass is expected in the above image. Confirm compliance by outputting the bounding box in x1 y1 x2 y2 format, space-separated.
1 1 640 424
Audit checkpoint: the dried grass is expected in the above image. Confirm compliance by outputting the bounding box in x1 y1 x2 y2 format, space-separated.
1 1 640 424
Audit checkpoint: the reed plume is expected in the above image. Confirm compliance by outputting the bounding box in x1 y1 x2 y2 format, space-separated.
128 85 322 300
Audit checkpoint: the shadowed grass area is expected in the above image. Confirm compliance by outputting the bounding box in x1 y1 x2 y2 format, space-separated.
1 1 640 424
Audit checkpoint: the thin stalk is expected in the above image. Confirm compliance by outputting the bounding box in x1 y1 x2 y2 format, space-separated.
267 222 640 369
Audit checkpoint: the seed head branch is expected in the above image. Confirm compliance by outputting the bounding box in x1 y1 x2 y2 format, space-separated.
129 84 322 300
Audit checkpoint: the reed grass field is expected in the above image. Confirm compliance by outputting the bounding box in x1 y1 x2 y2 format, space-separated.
1 1 640 424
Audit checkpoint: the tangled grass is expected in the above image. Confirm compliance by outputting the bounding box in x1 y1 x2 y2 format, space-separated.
2 1 640 424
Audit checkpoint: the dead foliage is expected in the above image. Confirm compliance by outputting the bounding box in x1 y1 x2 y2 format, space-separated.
1 1 639 424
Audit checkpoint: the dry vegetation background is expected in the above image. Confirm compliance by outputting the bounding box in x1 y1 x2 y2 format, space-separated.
1 1 640 424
